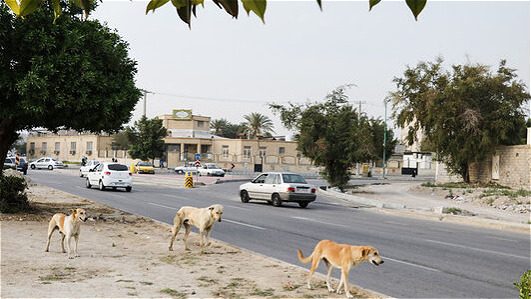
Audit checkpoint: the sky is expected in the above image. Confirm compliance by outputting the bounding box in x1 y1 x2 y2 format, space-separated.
92 0 530 140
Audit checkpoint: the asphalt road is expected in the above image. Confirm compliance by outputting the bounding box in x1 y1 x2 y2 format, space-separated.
28 170 530 298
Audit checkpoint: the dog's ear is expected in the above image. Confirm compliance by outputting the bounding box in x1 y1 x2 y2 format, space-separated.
361 248 369 257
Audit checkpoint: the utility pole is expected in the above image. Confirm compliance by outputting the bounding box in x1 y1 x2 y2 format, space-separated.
353 100 366 176
140 89 153 117
383 99 388 179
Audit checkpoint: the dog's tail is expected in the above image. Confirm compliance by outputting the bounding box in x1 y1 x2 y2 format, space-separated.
297 248 313 263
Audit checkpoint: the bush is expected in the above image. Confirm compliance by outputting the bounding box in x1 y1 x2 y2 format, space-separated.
514 270 530 299
0 174 30 213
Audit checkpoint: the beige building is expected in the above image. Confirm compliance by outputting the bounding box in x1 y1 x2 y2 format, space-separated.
25 113 314 172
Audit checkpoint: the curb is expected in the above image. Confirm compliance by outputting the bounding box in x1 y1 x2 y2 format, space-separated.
318 188 406 210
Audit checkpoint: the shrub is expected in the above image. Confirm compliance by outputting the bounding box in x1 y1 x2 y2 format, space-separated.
0 174 30 213
514 270 530 299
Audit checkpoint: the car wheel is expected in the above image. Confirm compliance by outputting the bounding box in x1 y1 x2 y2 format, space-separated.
272 194 282 207
298 202 309 208
176 170 183 174
112 187 117 190
48 165 53 170
99 180 106 191
31 164 36 169
23 169 27 175
125 186 132 192
86 178 92 189
240 190 250 203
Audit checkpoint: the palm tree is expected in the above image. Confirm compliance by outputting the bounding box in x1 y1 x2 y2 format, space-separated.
242 113 274 139
210 118 229 136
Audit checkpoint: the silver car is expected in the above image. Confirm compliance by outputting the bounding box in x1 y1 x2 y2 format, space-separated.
29 157 64 170
239 172 316 208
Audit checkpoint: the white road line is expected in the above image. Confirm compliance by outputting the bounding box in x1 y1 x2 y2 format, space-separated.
484 236 519 243
291 216 348 228
384 221 409 226
226 205 249 211
426 239 528 260
159 194 190 200
384 257 441 272
148 202 179 210
223 219 266 230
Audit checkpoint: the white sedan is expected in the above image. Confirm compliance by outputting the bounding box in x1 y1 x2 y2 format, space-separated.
239 172 316 208
86 162 132 192
198 163 225 177
79 160 100 177
29 157 64 170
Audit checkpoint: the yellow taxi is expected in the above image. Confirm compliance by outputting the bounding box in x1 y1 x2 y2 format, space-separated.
135 161 155 174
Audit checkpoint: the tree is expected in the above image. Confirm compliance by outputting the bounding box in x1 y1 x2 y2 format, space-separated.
242 112 274 139
0 3 141 171
3 0 428 28
391 58 530 182
271 85 396 190
125 116 167 162
210 118 229 136
111 132 132 151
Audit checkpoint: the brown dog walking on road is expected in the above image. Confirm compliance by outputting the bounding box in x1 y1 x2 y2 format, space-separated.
168 204 223 253
45 208 87 259
297 240 384 298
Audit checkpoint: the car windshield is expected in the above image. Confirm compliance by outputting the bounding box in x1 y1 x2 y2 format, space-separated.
20 158 26 163
207 165 219 169
282 174 307 184
138 162 152 166
108 164 129 171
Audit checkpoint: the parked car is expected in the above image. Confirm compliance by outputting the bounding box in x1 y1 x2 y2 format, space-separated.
86 162 132 192
79 160 100 177
29 157 64 170
4 156 28 175
239 172 316 208
135 161 155 174
174 162 198 174
198 163 225 177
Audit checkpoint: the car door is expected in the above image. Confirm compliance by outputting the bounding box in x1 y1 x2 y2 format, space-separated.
247 173 268 199
261 174 280 200
88 163 103 185
38 158 48 168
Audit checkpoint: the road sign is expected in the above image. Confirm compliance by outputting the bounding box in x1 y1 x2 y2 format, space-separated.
195 160 200 167
15 153 20 165
195 153 201 160
231 163 235 169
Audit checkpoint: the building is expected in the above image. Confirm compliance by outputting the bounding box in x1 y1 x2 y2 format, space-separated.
26 112 314 172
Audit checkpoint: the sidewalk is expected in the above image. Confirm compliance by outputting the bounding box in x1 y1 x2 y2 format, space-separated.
319 182 530 233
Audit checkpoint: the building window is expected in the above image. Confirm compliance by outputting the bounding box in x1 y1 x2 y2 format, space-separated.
70 142 76 155
243 146 251 159
29 142 35 154
222 145 229 158
197 121 205 127
41 142 47 154
86 141 93 155
54 142 60 155
259 147 266 157
279 147 285 155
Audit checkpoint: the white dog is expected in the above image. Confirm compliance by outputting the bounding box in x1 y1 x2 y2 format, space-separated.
169 204 223 253
45 208 87 259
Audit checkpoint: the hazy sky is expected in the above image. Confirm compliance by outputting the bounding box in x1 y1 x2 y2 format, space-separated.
92 0 530 139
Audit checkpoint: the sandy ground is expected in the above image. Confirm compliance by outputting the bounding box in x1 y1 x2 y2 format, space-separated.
1 183 380 298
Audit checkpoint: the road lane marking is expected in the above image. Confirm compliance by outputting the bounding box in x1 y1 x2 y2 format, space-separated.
426 239 528 260
384 257 440 272
484 236 519 242
384 221 409 226
148 202 179 210
226 205 249 211
291 216 348 228
223 219 265 230
159 194 191 200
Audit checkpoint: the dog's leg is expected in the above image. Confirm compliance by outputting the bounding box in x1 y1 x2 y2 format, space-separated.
45 223 57 252
336 271 344 294
169 217 182 251
306 257 320 289
323 259 335 293
205 227 212 247
65 234 73 259
183 222 191 251
60 232 66 253
74 234 79 257
341 267 353 298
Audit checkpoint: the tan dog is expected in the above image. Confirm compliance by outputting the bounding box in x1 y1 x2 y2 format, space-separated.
297 240 384 298
168 204 223 253
45 208 87 259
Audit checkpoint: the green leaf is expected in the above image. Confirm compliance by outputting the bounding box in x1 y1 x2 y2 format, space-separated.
171 0 187 9
52 0 62 23
369 0 381 11
4 0 20 15
145 0 170 14
316 0 322 11
406 0 426 21
241 0 266 22
175 0 192 28
19 0 42 16
213 0 238 18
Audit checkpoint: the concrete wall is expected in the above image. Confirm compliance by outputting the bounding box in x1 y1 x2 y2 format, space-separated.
436 144 531 190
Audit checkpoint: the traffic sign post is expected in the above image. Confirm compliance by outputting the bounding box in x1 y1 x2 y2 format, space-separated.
185 171 194 188
194 154 201 184
15 153 20 166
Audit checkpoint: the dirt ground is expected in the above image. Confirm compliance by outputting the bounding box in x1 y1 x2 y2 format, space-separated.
1 182 380 298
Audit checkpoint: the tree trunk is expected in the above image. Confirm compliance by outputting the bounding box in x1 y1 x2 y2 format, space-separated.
0 118 19 174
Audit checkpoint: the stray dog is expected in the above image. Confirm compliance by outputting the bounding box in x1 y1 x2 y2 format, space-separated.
297 240 384 298
168 204 223 253
45 208 87 259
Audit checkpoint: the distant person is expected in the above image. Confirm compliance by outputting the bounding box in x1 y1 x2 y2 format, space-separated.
412 169 417 178
81 156 87 166
111 158 115 162
160 159 164 168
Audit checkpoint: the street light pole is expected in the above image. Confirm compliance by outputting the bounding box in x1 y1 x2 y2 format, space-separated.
140 89 153 117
